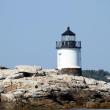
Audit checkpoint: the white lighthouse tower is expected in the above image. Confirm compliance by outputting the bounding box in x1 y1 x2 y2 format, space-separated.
56 27 82 75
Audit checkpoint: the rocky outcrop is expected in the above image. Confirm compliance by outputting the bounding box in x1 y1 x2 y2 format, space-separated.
0 65 110 109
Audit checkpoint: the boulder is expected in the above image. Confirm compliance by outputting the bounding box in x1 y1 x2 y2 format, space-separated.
41 69 58 76
0 75 6 80
6 73 24 79
15 65 42 73
34 71 46 76
84 77 98 85
0 69 18 77
72 75 84 81
98 83 110 92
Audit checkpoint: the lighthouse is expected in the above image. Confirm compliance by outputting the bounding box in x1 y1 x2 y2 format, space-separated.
56 27 82 75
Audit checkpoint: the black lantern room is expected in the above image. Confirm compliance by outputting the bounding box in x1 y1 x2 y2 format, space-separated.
56 27 81 49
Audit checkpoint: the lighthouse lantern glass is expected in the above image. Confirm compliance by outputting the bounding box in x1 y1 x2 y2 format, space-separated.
61 35 75 41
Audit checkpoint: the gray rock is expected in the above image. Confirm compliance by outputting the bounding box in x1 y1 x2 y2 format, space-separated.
0 69 18 77
43 69 58 76
0 76 6 80
15 65 42 73
6 73 24 79
34 71 46 76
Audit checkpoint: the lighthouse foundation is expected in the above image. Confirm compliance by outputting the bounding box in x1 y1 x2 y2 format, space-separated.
60 68 82 76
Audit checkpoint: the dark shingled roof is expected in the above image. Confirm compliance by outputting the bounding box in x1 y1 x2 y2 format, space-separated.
62 27 76 36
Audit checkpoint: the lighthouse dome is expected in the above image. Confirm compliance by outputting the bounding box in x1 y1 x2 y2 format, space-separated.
62 27 76 36
61 27 76 41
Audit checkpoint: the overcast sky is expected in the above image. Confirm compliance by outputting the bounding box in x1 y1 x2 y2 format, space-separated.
0 0 110 71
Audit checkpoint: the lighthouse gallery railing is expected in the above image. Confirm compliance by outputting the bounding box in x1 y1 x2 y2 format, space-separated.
56 41 81 49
